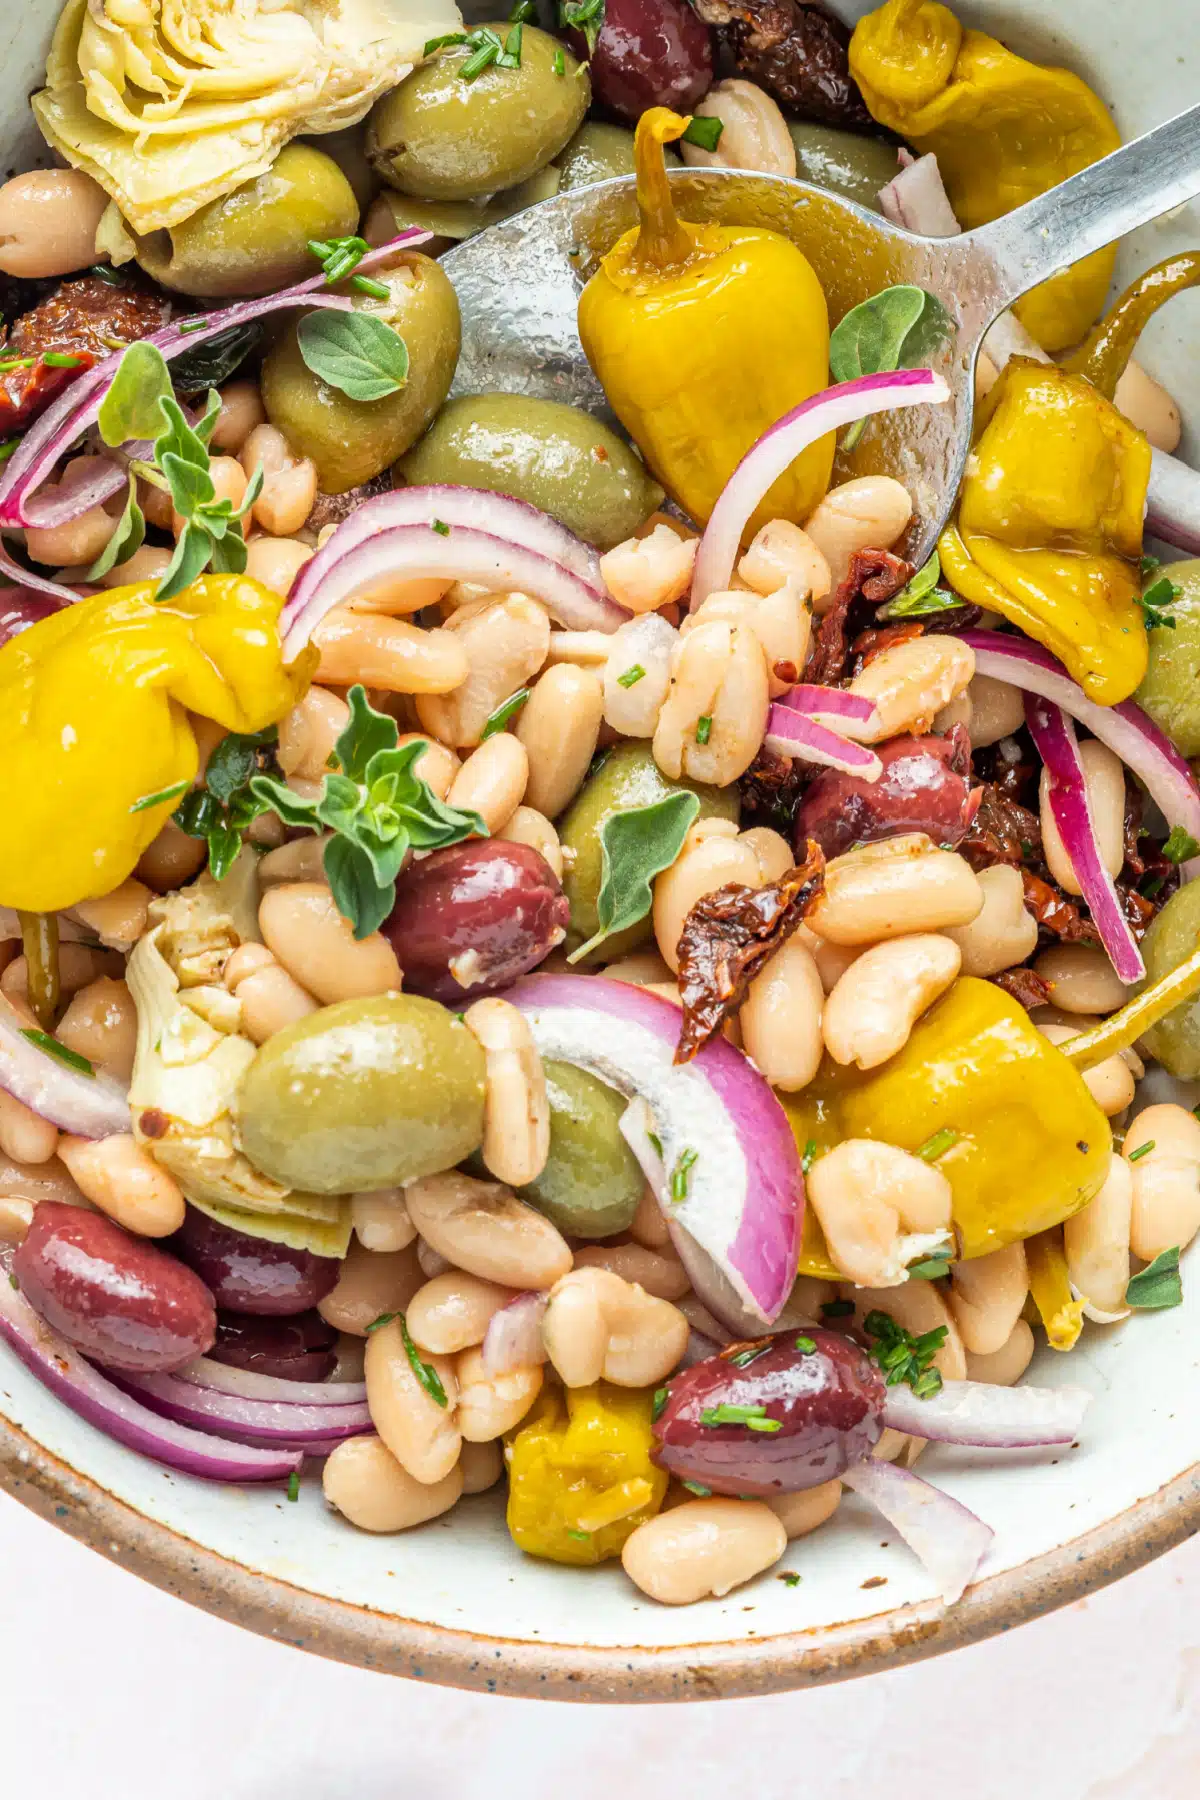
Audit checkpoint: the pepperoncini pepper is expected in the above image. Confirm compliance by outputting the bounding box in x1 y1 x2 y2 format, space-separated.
577 107 833 535
785 978 1111 1269
505 1381 667 1566
939 360 1151 705
0 574 313 913
849 0 1121 351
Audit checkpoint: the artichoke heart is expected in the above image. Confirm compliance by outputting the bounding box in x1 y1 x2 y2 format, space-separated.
33 0 463 232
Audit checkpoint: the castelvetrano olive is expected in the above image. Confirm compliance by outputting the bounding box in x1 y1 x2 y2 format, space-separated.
786 122 900 213
559 741 739 959
132 144 358 300
397 393 663 549
1135 561 1200 757
519 1060 644 1237
261 253 460 492
367 27 590 202
558 122 643 190
1139 879 1200 1077
237 995 486 1193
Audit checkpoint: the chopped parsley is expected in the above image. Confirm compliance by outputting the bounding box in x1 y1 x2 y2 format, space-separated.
1138 574 1183 632
862 1309 947 1398
1127 1140 1155 1163
670 1147 698 1202
794 1335 817 1353
907 1247 954 1281
680 116 724 153
778 1571 802 1587
616 663 646 688
306 235 389 297
915 1127 959 1162
431 517 450 536
567 1527 591 1541
553 47 566 74
366 1312 397 1333
1125 1245 1183 1310
1162 825 1200 864
652 1385 669 1420
681 1480 712 1497
695 715 713 746
647 1130 663 1159
400 1314 448 1407
19 1029 95 1078
699 1403 782 1433
480 687 531 739
287 1471 300 1502
800 1139 818 1174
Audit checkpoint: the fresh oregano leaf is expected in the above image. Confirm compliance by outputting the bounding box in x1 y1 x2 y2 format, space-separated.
877 550 963 620
567 791 701 963
1162 826 1200 865
296 311 410 402
334 682 402 781
324 834 395 939
1125 1246 1183 1310
174 727 280 878
206 727 279 807
96 341 174 447
830 285 954 449
156 521 214 604
681 116 723 153
86 481 145 580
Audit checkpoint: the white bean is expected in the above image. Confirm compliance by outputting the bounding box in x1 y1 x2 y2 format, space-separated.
603 613 678 738
404 1171 573 1290
0 1091 57 1166
765 1480 842 1540
677 80 797 177
258 882 401 1004
222 942 317 1045
822 934 960 1069
244 536 312 597
964 1318 1035 1387
803 478 914 599
966 674 1026 750
622 1499 786 1604
454 1346 543 1441
240 423 317 537
416 594 551 747
459 1438 504 1493
316 611 469 695
652 618 769 788
687 581 812 698
739 938 825 1091
405 1271 513 1354
210 381 266 455
1040 739 1125 895
943 864 1038 978
56 977 138 1082
738 519 831 603
807 835 982 946
541 1266 689 1388
652 832 762 972
572 1240 690 1301
599 524 697 613
447 733 529 834
515 664 604 820
1033 943 1130 1016
317 1241 423 1336
949 1241 1029 1355
0 170 109 277
365 1316 461 1484
351 1188 417 1254
845 635 975 742
739 827 794 885
1038 1021 1136 1117
840 1278 966 1382
1114 358 1181 454
323 1434 462 1531
57 1133 185 1236
1063 1155 1132 1316
808 1140 952 1288
498 806 563 880
463 997 550 1188
1124 1104 1200 1260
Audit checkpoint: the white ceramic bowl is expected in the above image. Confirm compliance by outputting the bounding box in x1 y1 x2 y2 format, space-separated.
2 0 1199 1700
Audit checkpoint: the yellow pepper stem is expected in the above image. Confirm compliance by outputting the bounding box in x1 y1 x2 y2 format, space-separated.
1063 252 1200 400
631 107 694 274
1061 936 1200 1072
18 910 59 1033
1026 1228 1086 1351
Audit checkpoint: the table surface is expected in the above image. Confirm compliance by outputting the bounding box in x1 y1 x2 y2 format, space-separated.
2 1491 1197 1798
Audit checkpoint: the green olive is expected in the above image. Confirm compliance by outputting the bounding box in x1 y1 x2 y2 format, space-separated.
237 995 485 1193
556 122 681 191
302 126 378 214
559 742 740 961
367 27 590 202
519 1060 643 1237
397 393 663 549
261 254 461 492
370 166 560 242
1135 560 1200 756
133 145 358 300
786 123 899 214
1137 880 1200 1077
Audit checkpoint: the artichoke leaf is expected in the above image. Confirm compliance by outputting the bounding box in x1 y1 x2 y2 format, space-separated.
186 1193 353 1258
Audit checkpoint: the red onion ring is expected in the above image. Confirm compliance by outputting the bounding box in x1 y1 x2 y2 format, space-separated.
109 1367 372 1448
0 1001 130 1138
842 1457 994 1604
764 702 883 779
881 1377 1092 1447
177 1355 366 1407
781 684 879 725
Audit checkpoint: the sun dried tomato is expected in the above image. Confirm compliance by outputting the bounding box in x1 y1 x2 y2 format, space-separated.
690 0 876 130
804 548 913 686
0 275 171 433
1020 870 1100 946
738 746 813 832
959 783 1042 872
990 968 1051 1011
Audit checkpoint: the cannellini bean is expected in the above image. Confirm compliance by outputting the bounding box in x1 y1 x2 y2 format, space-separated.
964 1318 1036 1387
949 1242 1029 1356
240 423 317 537
69 879 152 952
0 1195 35 1246
807 835 982 946
602 950 675 989
244 535 312 596
840 1277 966 1382
764 1479 842 1540
276 686 351 784
794 922 862 993
395 732 460 802
365 1316 461 1484
353 574 452 616
516 663 604 819
628 1181 671 1248
99 543 173 589
687 580 812 697
56 977 138 1081
405 1271 513 1354
599 523 697 613
171 457 246 538
1033 943 1130 1016
323 1433 462 1531
222 941 318 1044
459 1438 504 1493
258 883 401 1004
315 610 469 694
572 1241 690 1301
463 997 550 1188
677 79 797 177
803 477 914 599
966 673 1026 749
603 613 677 738
622 1498 786 1604
1040 739 1125 896
652 618 769 787
740 938 825 1091
317 1240 423 1336
545 630 612 668
542 1266 689 1387
136 818 207 890
1063 1156 1132 1317
845 634 975 742
404 1170 572 1290
943 864 1038 978
739 827 794 885
822 934 960 1070
738 518 831 602
351 1188 416 1254
1114 358 1181 454
256 835 331 888
25 463 121 568
0 170 109 278
416 1236 452 1280
808 1140 952 1288
57 1133 185 1237
1038 1021 1135 1117
210 380 266 454
454 1346 543 1441
416 594 551 746
1124 1104 1200 1260
447 733 528 834
932 690 972 735
0 1091 57 1166
652 831 762 972
498 805 563 880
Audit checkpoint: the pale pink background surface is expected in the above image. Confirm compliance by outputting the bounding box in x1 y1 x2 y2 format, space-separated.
1 1494 1197 1797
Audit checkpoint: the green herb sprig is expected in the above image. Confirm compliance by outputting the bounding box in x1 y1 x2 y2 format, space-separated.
1125 1245 1183 1310
669 1147 698 1203
400 1314 449 1406
174 726 280 881
566 790 700 962
915 1127 959 1163
558 0 604 54
251 685 486 938
829 284 953 450
877 550 962 620
681 116 723 153
862 1310 947 1398
699 1403 782 1434
296 310 409 403
1162 825 1200 864
307 236 389 300
1138 574 1182 633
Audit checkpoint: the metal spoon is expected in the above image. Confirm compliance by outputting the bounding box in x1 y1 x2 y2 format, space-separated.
443 103 1200 560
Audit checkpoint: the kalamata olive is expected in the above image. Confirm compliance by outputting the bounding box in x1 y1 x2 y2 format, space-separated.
652 1328 885 1495
210 1310 339 1381
795 727 977 860
171 1206 340 1317
384 839 569 1004
563 0 713 124
12 1202 216 1373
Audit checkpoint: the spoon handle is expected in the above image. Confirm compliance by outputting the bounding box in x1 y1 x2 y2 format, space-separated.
963 103 1200 313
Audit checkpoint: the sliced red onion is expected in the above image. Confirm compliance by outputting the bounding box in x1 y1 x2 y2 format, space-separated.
1024 695 1144 981
506 975 802 1324
0 1002 129 1137
781 684 879 726
481 1291 548 1375
881 1377 1092 1447
108 1367 372 1448
1146 448 1200 555
764 702 883 779
842 1457 994 1605
878 152 961 237
961 632 1200 880
0 585 61 645
0 1270 300 1483
693 369 951 604
282 522 626 660
176 1355 366 1408
22 459 130 532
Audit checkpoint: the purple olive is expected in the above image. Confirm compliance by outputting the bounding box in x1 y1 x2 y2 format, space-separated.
563 0 713 124
209 1310 339 1381
795 727 978 860
171 1207 340 1317
13 1202 216 1373
384 839 569 1004
652 1328 886 1495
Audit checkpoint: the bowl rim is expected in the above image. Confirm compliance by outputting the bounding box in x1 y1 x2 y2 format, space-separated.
3 1409 1198 1699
